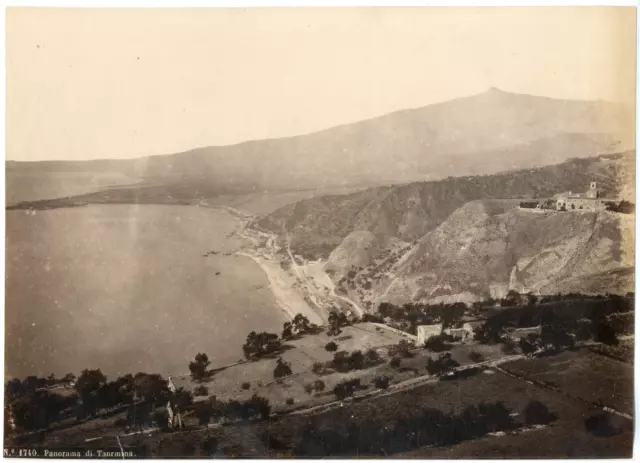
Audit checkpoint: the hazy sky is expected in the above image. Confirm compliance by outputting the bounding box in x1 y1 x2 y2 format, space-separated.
6 7 636 161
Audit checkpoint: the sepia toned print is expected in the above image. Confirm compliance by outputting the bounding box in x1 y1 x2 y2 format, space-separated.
4 6 636 458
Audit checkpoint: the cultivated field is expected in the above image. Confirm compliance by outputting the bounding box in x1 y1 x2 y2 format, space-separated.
173 323 408 412
500 349 633 415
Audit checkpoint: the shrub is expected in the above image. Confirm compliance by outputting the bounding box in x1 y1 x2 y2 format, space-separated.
501 339 518 354
304 384 314 394
373 375 391 389
424 334 452 352
273 358 293 379
426 353 460 376
349 350 365 370
241 382 251 390
325 341 338 353
152 409 167 428
313 379 325 392
389 357 402 368
333 378 361 400
194 385 209 397
285 398 295 406
468 350 485 363
390 339 414 358
584 413 623 437
519 336 538 355
202 437 219 456
362 313 383 323
312 362 325 375
523 400 556 426
364 348 380 365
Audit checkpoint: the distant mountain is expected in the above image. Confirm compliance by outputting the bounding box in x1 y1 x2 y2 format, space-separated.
6 88 633 205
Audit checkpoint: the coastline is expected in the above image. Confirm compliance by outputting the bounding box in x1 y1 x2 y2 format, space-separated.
236 251 325 327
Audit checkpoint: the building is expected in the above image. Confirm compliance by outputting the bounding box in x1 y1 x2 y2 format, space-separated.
446 323 475 342
416 323 475 345
416 324 442 345
556 181 616 211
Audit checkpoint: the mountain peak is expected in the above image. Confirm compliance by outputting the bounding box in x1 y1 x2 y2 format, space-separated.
485 86 507 94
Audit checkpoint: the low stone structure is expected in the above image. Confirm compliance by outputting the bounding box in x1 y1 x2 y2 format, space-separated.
416 323 475 344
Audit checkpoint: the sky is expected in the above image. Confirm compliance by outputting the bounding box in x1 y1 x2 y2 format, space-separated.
6 7 636 161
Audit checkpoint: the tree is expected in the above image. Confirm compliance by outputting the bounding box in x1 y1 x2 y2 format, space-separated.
247 394 271 420
389 339 414 358
273 357 292 379
75 369 107 416
292 313 312 334
541 322 575 352
523 400 556 426
389 357 402 368
61 373 76 386
189 353 211 381
243 331 282 359
474 321 506 345
501 338 518 354
442 302 466 329
519 337 537 356
304 384 314 394
194 401 214 426
325 341 338 353
133 373 168 405
97 381 125 410
593 316 619 345
75 369 107 398
194 385 209 397
313 379 326 392
364 348 380 365
327 310 349 336
331 351 352 372
424 334 452 352
281 321 294 339
426 353 459 376
350 350 365 370
468 350 485 363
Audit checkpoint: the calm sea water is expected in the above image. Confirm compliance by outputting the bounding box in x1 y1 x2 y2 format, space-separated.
5 205 286 380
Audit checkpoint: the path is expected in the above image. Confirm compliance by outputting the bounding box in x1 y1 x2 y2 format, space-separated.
286 237 364 318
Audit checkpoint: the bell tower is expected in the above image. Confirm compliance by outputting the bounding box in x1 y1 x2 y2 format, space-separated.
586 181 598 199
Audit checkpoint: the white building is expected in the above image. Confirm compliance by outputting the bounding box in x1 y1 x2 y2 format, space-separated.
416 325 442 345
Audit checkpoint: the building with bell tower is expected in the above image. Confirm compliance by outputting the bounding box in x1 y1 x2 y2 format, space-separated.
585 181 599 199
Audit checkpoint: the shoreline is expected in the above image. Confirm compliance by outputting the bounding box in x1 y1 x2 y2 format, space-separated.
236 250 325 327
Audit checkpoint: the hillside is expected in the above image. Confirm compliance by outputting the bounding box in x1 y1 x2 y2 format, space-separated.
328 201 633 309
7 88 633 205
256 151 634 259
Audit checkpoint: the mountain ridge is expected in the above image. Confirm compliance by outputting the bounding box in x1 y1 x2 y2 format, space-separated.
6 89 634 205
